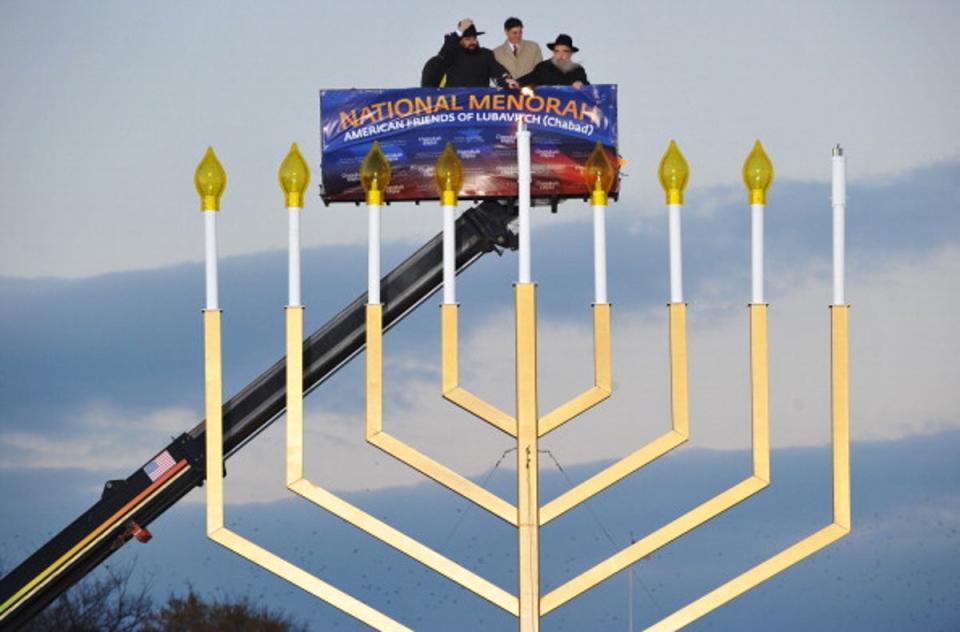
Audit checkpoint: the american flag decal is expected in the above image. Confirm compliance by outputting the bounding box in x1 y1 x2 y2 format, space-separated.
143 450 176 481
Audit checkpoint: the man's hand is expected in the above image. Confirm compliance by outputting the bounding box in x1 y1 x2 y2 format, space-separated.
505 78 519 89
457 18 474 33
572 81 584 89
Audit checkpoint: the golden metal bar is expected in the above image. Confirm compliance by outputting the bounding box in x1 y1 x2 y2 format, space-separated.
540 476 767 615
289 480 518 615
538 304 690 525
285 307 517 612
646 524 848 631
641 306 851 630
541 304 771 611
515 283 540 632
286 306 304 485
367 431 516 523
832 306 851 529
366 304 383 436
441 304 517 437
206 309 409 631
538 304 612 437
669 303 690 436
204 309 224 533
539 431 686 525
750 304 770 482
367 304 517 524
210 528 412 631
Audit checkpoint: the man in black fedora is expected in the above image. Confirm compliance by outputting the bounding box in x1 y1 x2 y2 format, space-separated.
517 34 589 88
428 18 519 88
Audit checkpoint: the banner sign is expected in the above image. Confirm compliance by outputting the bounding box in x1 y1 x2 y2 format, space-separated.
319 85 618 203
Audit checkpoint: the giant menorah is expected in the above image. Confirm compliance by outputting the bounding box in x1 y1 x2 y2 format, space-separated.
193 128 850 630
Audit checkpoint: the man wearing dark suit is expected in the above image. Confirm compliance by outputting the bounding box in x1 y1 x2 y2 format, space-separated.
434 18 519 88
493 17 542 80
517 34 589 88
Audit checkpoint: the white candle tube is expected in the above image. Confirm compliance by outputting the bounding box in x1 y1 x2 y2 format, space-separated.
443 204 456 304
751 203 764 304
368 203 381 304
832 145 846 306
204 210 219 310
593 203 608 304
517 120 532 283
668 203 683 303
288 207 302 307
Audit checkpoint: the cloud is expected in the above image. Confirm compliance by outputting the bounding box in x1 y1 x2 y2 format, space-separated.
220 244 960 502
0 404 196 471
1 165 957 503
4 431 958 630
3 3 960 278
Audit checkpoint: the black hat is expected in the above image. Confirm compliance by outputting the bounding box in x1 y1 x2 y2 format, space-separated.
547 34 579 53
461 24 485 38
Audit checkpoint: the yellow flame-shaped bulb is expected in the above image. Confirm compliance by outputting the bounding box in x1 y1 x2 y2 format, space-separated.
584 142 616 205
742 139 774 204
658 140 690 205
360 141 392 205
194 147 227 211
278 143 311 208
434 143 464 206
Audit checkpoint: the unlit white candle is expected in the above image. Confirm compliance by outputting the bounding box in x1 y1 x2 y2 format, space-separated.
368 203 381 304
593 203 608 304
832 145 846 306
517 120 532 283
204 211 219 310
288 207 302 307
751 203 764 304
668 203 683 303
443 204 456 304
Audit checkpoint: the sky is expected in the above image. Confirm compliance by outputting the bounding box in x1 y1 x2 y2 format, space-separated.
1 1 959 630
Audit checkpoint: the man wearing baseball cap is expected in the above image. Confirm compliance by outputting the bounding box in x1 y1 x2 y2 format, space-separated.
430 18 519 88
517 33 589 88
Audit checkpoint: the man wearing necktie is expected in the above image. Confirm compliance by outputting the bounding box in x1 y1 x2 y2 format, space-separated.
493 17 542 80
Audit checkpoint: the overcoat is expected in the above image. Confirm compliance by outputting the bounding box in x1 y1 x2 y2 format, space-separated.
492 40 543 79
437 33 512 88
517 60 589 87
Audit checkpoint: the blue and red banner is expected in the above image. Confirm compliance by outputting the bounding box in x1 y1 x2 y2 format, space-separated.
319 85 618 203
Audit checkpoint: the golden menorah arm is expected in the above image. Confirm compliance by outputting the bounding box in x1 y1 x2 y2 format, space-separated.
367 431 517 523
286 307 305 485
282 308 518 614
540 304 772 610
538 304 612 437
830 306 851 530
367 304 518 525
205 310 410 632
287 480 519 615
209 528 413 631
646 306 851 630
539 304 691 525
540 475 768 615
441 304 517 436
540 430 687 525
646 524 848 631
749 304 771 482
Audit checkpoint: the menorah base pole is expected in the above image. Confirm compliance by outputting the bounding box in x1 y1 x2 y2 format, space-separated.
515 283 540 631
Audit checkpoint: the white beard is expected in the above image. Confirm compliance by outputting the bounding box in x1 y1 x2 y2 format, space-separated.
551 58 581 73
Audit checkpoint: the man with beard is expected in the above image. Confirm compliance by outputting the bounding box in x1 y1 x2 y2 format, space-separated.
433 18 519 88
517 34 589 88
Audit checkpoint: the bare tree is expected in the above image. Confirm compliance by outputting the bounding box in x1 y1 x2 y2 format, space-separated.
11 557 305 632
22 561 154 632
145 589 307 632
